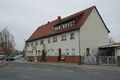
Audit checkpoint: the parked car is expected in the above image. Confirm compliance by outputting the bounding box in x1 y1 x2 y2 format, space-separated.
14 55 25 62
6 56 15 61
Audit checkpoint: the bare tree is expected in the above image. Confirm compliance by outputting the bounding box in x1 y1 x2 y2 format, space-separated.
0 27 15 57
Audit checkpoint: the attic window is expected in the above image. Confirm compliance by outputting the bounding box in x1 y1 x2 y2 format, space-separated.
54 20 75 31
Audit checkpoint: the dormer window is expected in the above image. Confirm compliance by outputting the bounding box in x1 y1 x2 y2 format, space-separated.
55 27 59 31
60 25 63 29
54 20 75 31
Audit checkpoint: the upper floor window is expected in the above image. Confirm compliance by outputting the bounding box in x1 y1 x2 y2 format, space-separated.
53 36 57 42
26 43 29 47
31 42 33 46
48 38 51 44
61 34 66 41
40 40 44 45
35 41 38 45
70 33 75 39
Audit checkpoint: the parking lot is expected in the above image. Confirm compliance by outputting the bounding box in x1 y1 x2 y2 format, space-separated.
0 62 120 80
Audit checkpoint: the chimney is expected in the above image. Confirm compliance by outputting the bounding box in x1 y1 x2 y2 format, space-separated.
58 16 61 20
47 21 50 24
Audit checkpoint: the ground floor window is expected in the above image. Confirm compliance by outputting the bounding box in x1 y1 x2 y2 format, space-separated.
72 49 75 55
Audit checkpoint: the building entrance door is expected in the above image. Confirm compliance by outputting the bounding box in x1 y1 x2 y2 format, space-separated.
41 50 46 62
58 48 61 61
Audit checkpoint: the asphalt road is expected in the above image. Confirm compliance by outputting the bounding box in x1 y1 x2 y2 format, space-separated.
0 62 120 80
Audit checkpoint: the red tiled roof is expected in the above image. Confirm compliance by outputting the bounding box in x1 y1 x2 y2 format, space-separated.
26 6 109 42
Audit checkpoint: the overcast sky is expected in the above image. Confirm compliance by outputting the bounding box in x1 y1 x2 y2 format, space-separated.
0 0 120 50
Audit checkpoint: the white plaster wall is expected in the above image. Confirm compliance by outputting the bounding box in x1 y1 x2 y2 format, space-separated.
26 30 80 56
80 8 109 57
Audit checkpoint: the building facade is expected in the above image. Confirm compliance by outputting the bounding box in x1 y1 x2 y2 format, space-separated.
25 6 110 64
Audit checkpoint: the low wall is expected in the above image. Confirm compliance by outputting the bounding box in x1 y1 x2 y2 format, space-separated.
26 56 81 64
46 56 59 62
65 56 80 63
27 56 34 62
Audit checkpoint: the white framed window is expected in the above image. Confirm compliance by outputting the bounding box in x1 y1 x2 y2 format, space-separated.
31 42 33 46
72 48 75 55
70 33 75 39
40 40 44 45
35 41 38 45
61 34 66 41
48 38 51 44
53 36 57 42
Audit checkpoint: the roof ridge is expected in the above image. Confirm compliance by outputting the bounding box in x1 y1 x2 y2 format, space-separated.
26 6 96 42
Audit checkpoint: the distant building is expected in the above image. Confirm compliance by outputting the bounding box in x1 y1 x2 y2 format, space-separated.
25 6 110 64
0 47 5 55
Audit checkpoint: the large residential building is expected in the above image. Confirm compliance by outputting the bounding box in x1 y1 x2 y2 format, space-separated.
25 6 110 64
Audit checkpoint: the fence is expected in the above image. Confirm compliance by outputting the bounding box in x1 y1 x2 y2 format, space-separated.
98 56 116 65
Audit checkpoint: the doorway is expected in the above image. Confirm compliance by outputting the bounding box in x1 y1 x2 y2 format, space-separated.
58 48 61 61
41 50 46 62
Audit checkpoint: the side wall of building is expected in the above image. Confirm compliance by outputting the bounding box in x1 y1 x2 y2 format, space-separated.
80 8 109 63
